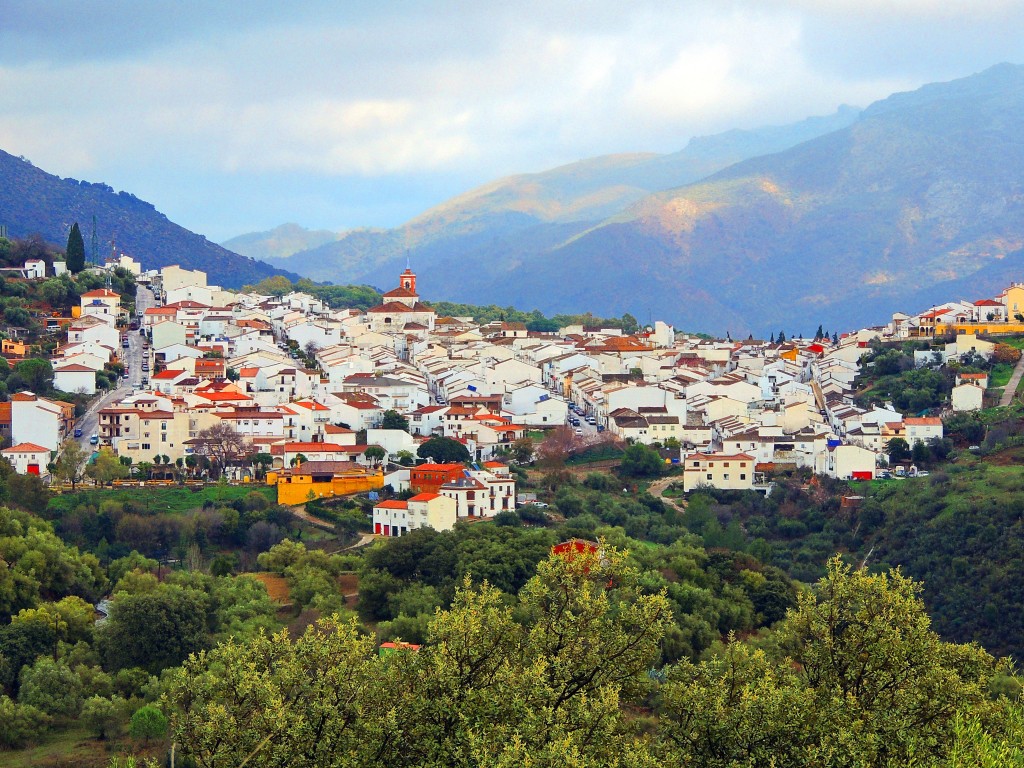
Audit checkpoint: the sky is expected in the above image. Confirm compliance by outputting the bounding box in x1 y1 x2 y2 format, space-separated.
2 1 1024 243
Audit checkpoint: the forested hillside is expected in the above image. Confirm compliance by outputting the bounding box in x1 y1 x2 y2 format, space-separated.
0 434 1021 765
0 150 299 288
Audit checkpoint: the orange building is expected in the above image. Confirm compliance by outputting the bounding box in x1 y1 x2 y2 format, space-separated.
410 463 467 494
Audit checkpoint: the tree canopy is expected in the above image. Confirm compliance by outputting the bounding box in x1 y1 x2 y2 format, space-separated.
416 436 470 464
65 223 85 274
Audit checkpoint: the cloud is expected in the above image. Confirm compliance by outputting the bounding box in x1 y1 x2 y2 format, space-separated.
1 1 1023 238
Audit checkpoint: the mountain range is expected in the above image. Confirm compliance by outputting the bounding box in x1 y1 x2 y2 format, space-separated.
0 150 298 288
234 64 1024 336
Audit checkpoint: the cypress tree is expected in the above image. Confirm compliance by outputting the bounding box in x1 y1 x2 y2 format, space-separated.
66 222 85 273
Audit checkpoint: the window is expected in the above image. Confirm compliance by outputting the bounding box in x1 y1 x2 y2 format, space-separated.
142 443 151 450
724 474 730 480
706 473 713 480
740 474 746 480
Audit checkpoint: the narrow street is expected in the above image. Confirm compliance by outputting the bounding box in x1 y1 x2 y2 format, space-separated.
74 285 156 451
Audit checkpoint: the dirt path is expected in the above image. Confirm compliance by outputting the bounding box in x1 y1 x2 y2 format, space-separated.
288 505 336 531
999 353 1024 406
647 476 687 512
342 533 377 550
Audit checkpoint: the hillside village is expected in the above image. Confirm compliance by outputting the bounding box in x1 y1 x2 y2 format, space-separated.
1 248 1021 537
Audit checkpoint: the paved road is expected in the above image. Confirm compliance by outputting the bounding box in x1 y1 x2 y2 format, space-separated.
76 383 129 452
566 403 602 438
999 352 1024 406
73 285 157 451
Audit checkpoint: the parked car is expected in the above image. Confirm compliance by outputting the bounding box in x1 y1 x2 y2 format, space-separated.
89 434 99 445
74 428 83 438
574 428 584 436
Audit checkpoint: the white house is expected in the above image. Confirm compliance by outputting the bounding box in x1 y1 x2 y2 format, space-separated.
0 443 51 475
681 452 755 492
951 380 985 412
903 417 944 446
820 444 876 481
366 428 416 458
79 289 121 324
372 492 457 536
24 259 46 279
54 363 97 395
11 392 74 452
68 316 120 350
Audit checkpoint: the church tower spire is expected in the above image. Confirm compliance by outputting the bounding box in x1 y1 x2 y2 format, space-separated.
399 265 417 295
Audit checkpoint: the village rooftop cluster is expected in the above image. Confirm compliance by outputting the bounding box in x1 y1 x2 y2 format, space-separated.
0 251 1017 535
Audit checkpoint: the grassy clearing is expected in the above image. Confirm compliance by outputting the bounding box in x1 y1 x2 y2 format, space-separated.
990 335 1024 350
3 726 164 768
989 362 1015 388
250 572 291 604
47 483 276 516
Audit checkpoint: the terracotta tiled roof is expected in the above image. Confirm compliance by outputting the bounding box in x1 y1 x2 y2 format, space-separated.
2 442 50 453
374 499 409 509
381 286 419 299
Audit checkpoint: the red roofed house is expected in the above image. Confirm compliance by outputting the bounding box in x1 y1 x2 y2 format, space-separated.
682 452 755 492
952 372 987 412
372 492 457 536
143 306 177 328
1 443 51 475
80 288 121 324
194 358 226 380
903 417 943 446
410 463 467 494
150 368 192 394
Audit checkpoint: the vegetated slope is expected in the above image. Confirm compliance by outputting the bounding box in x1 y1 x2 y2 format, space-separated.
262 107 860 289
524 62 1024 335
694 447 1024 661
860 456 1024 661
221 222 342 261
0 149 299 288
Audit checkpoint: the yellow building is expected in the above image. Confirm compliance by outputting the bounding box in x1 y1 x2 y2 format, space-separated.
269 460 384 505
934 322 1024 336
682 452 755 492
1004 284 1024 317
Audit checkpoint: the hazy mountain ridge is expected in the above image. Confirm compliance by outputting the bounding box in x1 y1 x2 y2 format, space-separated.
0 150 298 287
254 106 861 294
259 65 1024 336
221 223 342 261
